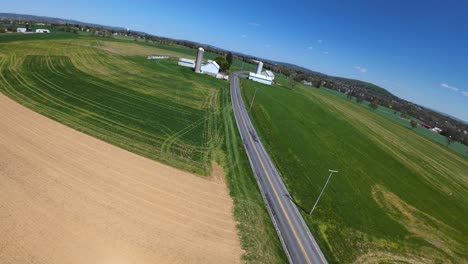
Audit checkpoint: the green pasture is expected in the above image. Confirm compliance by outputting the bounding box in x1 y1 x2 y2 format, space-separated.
322 87 468 157
241 78 468 263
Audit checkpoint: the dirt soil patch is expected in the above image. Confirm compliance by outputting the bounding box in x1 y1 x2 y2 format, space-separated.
0 94 241 264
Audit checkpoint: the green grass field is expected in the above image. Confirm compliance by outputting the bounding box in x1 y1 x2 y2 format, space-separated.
3 32 466 264
0 33 222 174
241 76 468 263
0 33 286 263
322 88 468 157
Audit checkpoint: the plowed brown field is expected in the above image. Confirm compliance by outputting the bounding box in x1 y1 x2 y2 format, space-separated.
0 94 242 264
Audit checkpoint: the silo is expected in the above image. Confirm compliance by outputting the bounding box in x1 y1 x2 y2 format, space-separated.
195 47 204 73
256 61 263 75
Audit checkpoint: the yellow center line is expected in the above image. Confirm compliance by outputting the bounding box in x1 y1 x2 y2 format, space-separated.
234 80 312 264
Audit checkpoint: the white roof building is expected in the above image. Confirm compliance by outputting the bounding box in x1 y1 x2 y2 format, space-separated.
178 58 220 76
263 70 275 80
147 55 170 59
248 72 273 85
35 29 50 33
17 28 27 33
200 60 220 76
178 58 195 68
216 73 229 80
248 60 275 85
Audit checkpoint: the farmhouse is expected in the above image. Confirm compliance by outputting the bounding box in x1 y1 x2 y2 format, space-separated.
17 28 27 33
200 60 220 76
178 58 195 68
35 29 50 33
147 55 170 59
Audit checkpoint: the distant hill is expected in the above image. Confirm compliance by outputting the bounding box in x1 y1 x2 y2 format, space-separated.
0 13 125 31
267 60 326 76
263 59 393 97
330 76 394 97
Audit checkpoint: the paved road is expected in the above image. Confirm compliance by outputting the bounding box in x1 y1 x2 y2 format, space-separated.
230 72 327 264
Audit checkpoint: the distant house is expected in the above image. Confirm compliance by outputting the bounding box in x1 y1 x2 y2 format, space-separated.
430 127 443 133
17 28 27 33
147 55 170 59
420 123 432 129
35 29 50 33
302 80 312 86
178 58 195 68
200 60 220 76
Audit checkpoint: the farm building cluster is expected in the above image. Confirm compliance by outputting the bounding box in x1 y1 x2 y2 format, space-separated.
420 123 444 133
17 28 50 33
248 61 275 85
176 46 275 84
178 47 228 80
16 24 50 33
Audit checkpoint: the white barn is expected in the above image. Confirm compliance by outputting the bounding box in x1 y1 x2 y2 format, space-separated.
200 60 220 76
178 58 195 68
248 72 273 85
17 28 27 33
35 29 50 33
178 58 220 76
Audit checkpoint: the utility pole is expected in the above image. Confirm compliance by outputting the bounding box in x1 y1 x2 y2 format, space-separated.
309 169 338 216
249 86 260 111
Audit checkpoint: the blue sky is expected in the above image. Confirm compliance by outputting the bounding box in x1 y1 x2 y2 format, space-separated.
2 0 467 121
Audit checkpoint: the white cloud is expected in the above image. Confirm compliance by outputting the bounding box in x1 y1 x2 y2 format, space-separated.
248 22 260 27
354 66 368 73
461 91 468 97
323 51 329 55
307 46 313 50
241 34 247 38
317 39 323 44
441 83 459 92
